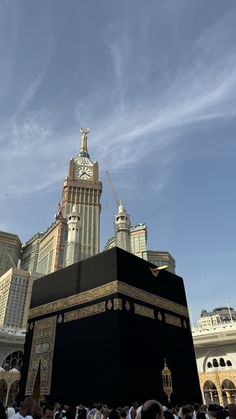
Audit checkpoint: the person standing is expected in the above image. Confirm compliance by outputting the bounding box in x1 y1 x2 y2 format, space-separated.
42 406 54 419
141 400 164 419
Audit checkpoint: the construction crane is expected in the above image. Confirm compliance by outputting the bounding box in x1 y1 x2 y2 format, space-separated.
105 170 119 209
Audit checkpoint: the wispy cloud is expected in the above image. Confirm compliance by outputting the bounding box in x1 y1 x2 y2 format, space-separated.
15 72 47 118
94 8 236 174
105 24 131 111
91 60 236 172
1 4 236 199
0 222 9 232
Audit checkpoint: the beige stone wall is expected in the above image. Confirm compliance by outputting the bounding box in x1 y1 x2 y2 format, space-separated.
199 370 236 406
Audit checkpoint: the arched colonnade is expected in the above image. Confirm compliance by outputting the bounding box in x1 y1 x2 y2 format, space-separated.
0 350 22 405
199 372 236 406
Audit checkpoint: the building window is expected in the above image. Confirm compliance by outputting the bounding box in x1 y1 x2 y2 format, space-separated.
213 359 219 368
2 351 23 371
220 358 226 367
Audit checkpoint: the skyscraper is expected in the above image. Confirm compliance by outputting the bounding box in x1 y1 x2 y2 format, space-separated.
0 267 41 330
21 128 102 273
145 250 176 274
0 231 22 277
130 223 148 259
60 128 102 260
21 218 68 275
37 218 68 274
21 233 42 273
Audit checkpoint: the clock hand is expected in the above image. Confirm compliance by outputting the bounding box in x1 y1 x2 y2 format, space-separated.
81 172 89 178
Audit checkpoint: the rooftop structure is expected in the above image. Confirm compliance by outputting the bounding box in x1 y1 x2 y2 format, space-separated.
192 307 236 406
196 307 236 331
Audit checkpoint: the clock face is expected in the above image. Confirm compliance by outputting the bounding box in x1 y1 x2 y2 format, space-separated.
76 166 92 179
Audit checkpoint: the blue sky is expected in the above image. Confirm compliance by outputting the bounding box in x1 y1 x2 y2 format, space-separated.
0 0 236 324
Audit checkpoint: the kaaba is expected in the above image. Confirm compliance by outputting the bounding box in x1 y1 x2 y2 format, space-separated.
20 247 202 406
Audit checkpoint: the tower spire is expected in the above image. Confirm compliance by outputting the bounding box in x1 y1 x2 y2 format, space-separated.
79 127 90 158
118 197 125 213
65 204 81 267
115 197 131 252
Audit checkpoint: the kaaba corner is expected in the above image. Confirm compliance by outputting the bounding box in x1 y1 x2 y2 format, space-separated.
20 247 202 405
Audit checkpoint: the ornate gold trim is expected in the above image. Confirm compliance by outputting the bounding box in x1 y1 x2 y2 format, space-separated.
114 298 122 310
118 282 188 317
107 300 113 310
157 312 163 321
64 302 106 323
125 301 131 311
29 281 118 319
134 303 155 319
25 316 57 396
165 313 182 328
29 280 188 319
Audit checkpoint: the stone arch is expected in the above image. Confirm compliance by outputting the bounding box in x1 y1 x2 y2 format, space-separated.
202 347 235 372
203 380 219 405
201 345 236 372
222 379 236 389
0 379 8 404
202 348 225 372
1 351 23 371
222 380 236 404
0 346 23 364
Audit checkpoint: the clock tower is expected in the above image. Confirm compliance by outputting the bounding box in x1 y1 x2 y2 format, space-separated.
61 128 102 261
